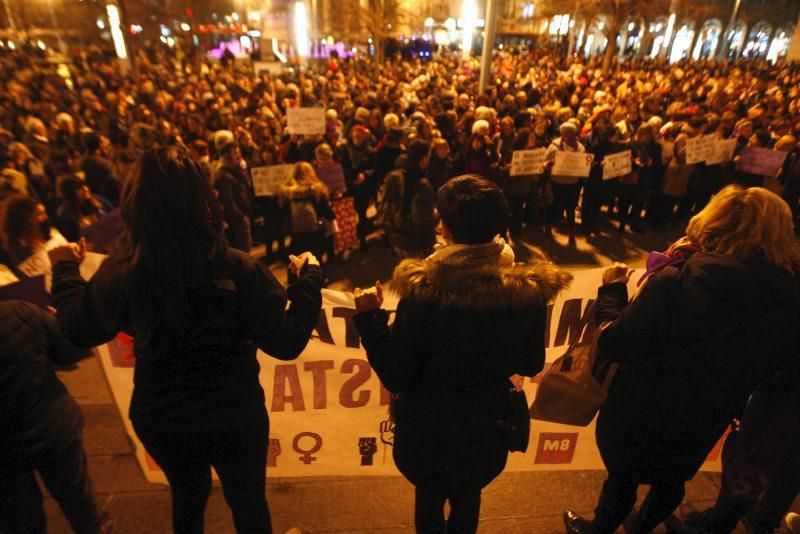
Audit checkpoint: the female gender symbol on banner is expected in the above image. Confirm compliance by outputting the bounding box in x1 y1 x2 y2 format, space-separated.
293 432 323 464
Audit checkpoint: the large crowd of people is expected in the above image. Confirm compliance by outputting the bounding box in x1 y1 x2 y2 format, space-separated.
1 42 800 534
2 46 800 268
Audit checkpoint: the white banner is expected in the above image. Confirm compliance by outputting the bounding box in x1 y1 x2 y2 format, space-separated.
252 164 293 197
286 107 325 135
95 267 725 484
510 149 547 176
602 151 632 180
552 151 594 178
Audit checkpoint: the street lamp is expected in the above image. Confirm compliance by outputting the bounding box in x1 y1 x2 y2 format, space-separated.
294 1 309 58
461 0 477 60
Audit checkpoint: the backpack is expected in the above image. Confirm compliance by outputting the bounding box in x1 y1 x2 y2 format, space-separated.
375 169 409 232
290 197 322 233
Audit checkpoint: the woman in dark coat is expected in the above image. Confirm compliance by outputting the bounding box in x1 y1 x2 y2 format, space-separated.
354 175 571 533
48 147 324 533
565 185 800 534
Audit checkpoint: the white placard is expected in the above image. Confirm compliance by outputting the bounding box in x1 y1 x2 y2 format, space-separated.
602 150 632 180
685 135 716 165
706 138 737 166
252 165 293 197
552 151 594 178
510 148 547 176
286 107 325 135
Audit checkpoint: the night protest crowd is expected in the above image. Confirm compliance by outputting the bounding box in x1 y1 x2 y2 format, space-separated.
1 41 800 534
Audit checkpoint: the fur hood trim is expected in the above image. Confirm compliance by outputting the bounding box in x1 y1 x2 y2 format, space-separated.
391 258 572 310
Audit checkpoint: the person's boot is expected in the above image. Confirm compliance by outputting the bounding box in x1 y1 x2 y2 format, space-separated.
568 230 577 247
564 510 594 534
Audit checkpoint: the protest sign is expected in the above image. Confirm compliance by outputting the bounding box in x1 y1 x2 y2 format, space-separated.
96 267 724 484
552 151 594 178
287 107 325 135
252 165 293 197
735 146 788 177
316 163 347 195
602 151 632 180
685 135 716 165
706 139 737 166
510 148 547 176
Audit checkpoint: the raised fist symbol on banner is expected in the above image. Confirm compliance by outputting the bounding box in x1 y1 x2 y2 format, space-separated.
379 419 395 447
267 439 281 468
358 437 378 466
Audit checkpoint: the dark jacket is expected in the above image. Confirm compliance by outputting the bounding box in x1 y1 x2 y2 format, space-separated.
213 160 253 251
0 301 89 469
594 253 800 483
379 166 438 255
81 153 117 205
50 249 323 432
354 256 570 493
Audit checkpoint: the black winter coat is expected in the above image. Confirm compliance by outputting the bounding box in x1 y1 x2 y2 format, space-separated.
0 301 89 470
594 253 800 483
50 249 323 433
355 256 570 493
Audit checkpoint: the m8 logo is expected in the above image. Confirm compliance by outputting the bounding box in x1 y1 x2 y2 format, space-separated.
535 433 579 464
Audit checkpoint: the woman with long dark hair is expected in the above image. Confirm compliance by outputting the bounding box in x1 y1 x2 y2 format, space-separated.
48 146 324 533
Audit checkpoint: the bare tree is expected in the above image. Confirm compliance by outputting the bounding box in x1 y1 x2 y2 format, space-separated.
346 0 409 62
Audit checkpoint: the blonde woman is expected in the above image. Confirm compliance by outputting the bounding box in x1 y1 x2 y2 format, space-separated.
566 186 800 534
278 162 335 262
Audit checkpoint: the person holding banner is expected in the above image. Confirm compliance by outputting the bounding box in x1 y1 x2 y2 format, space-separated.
545 121 586 245
354 175 570 534
565 186 800 534
48 147 324 534
0 301 112 534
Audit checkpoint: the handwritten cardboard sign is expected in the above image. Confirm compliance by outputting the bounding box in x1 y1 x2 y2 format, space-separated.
252 165 293 197
602 150 632 180
286 107 325 135
735 146 788 177
510 148 547 176
552 151 594 178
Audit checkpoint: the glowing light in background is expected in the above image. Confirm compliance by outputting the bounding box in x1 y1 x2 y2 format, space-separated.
294 2 309 57
106 4 128 59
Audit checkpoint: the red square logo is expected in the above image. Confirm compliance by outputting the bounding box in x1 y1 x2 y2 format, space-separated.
535 433 579 464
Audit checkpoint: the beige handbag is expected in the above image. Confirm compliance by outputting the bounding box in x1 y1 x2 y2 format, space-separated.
530 322 617 427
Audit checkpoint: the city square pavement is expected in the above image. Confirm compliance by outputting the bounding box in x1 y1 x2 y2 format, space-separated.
46 219 799 533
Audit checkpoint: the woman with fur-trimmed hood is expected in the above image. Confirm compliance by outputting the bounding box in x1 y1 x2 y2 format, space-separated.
353 175 571 533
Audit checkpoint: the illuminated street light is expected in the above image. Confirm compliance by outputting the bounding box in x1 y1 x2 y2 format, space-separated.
424 17 434 27
294 2 309 58
106 4 128 60
180 22 190 31
461 0 477 60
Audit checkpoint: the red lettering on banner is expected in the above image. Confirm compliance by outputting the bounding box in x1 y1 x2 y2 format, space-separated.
272 364 306 411
339 359 371 408
379 382 392 406
304 360 335 409
145 453 162 472
535 433 579 464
